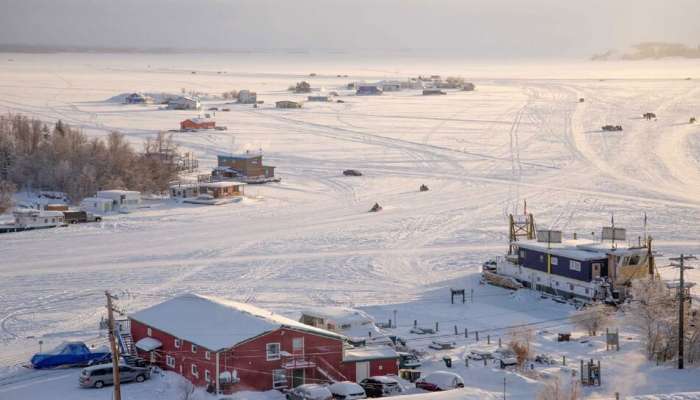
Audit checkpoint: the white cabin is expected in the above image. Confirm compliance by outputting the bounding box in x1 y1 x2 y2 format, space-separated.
13 210 65 228
80 197 114 214
96 190 141 212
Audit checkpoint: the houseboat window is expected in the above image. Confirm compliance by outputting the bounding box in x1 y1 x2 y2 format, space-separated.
147 327 152 337
191 344 197 353
569 260 581 272
174 338 181 348
292 338 304 352
205 351 211 360
555 281 559 286
539 255 544 262
519 250 525 258
44 219 48 223
272 369 287 389
536 277 541 282
551 257 558 266
191 363 199 377
166 355 175 368
205 370 211 383
266 343 281 360
627 255 640 265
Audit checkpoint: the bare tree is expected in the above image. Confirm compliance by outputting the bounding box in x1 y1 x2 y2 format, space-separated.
0 180 15 213
537 376 581 400
176 379 197 400
570 304 612 336
508 327 534 370
627 278 678 361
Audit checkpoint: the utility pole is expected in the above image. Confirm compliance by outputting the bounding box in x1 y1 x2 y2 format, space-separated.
670 255 696 370
106 291 122 400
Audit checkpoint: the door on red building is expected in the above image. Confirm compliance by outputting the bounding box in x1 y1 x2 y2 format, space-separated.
292 369 304 387
355 362 369 382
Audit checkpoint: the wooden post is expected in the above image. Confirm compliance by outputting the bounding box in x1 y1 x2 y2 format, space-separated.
562 355 566 366
106 291 121 400
215 352 220 395
487 335 490 344
414 320 417 328
464 328 468 338
454 325 458 335
476 331 479 342
498 337 501 348
435 322 439 332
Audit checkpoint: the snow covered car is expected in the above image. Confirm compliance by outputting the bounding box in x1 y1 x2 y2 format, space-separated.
428 340 455 350
415 371 465 391
409 327 434 335
467 348 493 361
329 381 367 400
343 169 363 176
492 349 518 368
359 376 401 397
31 342 110 369
398 352 421 369
286 384 333 400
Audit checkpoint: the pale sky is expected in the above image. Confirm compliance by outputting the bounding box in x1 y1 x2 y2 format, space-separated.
1 0 698 57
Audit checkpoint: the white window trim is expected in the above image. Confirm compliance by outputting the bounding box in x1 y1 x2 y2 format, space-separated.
174 338 181 348
569 260 581 272
166 355 175 368
191 344 197 353
147 327 152 337
205 351 211 360
191 363 199 377
272 369 287 389
551 257 558 266
205 370 211 383
266 343 281 361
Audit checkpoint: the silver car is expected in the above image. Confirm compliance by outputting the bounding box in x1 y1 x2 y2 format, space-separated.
79 364 150 388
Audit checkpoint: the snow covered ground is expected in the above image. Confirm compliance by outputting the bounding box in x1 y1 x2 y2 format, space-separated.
0 53 699 399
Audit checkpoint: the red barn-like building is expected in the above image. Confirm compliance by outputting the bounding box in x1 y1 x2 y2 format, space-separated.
129 294 398 394
180 118 215 130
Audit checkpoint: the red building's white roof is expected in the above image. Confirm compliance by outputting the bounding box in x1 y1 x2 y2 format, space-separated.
129 293 344 351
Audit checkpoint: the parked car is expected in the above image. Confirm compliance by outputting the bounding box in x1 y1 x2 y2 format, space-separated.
31 342 109 369
286 384 333 400
415 371 464 391
329 381 367 400
79 364 150 388
359 376 401 397
343 169 363 176
409 327 434 335
467 349 493 361
63 211 102 224
398 352 421 369
208 107 219 111
428 340 455 350
492 349 518 368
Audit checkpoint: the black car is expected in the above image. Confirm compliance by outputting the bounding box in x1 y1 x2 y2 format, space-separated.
343 169 362 176
359 377 400 398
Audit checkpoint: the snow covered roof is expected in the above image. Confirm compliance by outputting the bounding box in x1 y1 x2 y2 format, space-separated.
13 209 65 217
97 190 140 197
129 294 344 351
200 181 246 188
219 153 262 160
343 346 398 362
517 239 609 261
301 307 375 325
135 337 162 352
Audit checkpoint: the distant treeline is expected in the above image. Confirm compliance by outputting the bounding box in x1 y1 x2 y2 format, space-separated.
592 42 700 61
0 114 178 206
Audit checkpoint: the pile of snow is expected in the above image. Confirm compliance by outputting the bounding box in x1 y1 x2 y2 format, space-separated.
392 388 501 400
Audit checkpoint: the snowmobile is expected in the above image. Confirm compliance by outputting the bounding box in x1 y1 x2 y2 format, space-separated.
369 203 383 212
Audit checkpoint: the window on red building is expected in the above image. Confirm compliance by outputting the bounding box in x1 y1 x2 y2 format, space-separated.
266 343 281 360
